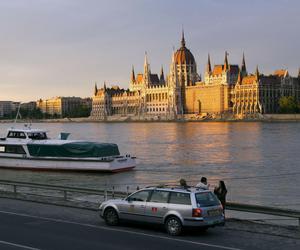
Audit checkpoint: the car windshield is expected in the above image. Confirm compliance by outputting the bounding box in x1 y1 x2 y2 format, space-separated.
195 192 220 207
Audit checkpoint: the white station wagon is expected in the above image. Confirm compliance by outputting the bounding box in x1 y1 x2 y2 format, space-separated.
99 186 225 236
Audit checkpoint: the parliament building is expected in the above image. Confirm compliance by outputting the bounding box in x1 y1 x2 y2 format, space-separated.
90 32 300 120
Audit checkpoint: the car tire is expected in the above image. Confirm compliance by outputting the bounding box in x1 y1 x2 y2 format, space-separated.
165 216 182 236
104 208 119 226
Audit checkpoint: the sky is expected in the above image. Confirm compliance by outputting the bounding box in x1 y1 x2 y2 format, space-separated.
0 0 299 102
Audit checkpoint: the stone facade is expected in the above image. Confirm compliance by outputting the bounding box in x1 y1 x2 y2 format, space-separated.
90 33 300 120
37 97 83 117
233 69 300 116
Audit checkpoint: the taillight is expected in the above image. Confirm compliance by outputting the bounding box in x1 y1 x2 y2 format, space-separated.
192 208 202 217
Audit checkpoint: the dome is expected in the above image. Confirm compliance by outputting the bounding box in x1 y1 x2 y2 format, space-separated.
174 46 196 65
174 33 196 65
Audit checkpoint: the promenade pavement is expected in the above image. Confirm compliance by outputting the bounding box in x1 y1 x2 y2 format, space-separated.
0 198 299 250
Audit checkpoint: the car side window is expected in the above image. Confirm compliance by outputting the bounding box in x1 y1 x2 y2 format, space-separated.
149 190 170 203
128 190 150 202
169 192 191 205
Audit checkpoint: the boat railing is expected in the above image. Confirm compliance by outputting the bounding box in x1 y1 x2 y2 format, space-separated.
0 179 300 228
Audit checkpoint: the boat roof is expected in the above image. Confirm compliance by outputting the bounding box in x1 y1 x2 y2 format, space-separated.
7 127 47 133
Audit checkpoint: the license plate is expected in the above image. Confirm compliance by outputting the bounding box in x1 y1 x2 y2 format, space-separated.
208 209 221 216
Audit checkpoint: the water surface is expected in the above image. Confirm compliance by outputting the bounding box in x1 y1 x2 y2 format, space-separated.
0 122 299 209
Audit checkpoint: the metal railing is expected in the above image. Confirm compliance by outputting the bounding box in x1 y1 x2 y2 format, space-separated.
0 179 299 228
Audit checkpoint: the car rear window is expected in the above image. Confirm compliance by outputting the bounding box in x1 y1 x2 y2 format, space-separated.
195 192 220 207
169 192 191 205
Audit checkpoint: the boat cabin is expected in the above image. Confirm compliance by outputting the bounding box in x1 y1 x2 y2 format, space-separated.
5 129 48 140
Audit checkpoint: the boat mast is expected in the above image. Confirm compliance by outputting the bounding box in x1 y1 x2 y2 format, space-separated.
14 103 21 123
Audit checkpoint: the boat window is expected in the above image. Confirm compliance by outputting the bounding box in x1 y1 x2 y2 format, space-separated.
27 132 48 140
0 145 26 154
7 131 26 139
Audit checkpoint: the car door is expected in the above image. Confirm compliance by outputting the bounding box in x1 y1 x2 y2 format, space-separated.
118 190 151 222
144 190 170 223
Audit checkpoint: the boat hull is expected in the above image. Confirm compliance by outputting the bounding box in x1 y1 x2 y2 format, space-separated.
0 156 136 173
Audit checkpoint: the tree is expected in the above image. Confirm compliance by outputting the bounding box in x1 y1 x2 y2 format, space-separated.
278 96 299 114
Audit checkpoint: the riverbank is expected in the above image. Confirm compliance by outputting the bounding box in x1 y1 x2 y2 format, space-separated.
1 114 300 123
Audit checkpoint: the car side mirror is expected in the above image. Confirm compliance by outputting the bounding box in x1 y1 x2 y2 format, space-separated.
126 197 132 202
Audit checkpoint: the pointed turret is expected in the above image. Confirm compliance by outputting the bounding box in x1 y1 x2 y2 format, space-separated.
255 65 260 80
206 53 212 74
224 51 229 71
131 65 135 83
160 65 165 84
143 52 150 85
103 81 107 92
94 82 98 96
143 52 150 74
237 69 242 84
181 29 186 48
241 52 247 76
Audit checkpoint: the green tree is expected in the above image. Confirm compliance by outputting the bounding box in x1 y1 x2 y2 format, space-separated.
278 96 299 113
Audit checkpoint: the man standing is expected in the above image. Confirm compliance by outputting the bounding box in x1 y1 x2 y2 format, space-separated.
196 177 209 189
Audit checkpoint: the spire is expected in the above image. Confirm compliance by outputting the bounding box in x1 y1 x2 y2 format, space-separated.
181 29 186 47
255 65 260 80
144 52 149 73
94 82 98 95
143 51 150 84
131 65 135 83
206 53 212 73
237 69 242 84
224 51 229 71
103 81 107 91
160 65 165 84
241 52 247 76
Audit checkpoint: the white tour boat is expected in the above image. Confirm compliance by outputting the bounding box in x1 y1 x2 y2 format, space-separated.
0 126 136 172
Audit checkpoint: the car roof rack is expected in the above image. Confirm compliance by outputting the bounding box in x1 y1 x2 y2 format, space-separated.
144 184 208 192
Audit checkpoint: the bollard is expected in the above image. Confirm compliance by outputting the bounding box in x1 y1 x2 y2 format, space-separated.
126 186 129 196
112 186 115 199
136 186 139 190
104 189 108 201
63 190 67 201
13 185 17 195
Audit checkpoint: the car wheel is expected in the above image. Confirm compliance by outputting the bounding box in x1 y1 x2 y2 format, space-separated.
165 216 182 236
104 208 119 226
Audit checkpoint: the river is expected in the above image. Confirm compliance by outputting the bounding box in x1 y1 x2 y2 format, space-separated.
0 122 299 210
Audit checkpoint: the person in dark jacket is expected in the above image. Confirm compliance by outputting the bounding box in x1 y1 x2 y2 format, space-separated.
214 180 227 214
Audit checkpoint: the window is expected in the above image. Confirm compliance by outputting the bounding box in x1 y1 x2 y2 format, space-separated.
7 131 26 139
27 132 47 140
2 145 26 154
169 192 191 205
149 190 169 203
128 190 150 202
195 192 220 207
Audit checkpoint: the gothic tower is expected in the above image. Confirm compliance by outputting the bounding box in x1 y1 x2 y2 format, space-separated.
170 30 199 114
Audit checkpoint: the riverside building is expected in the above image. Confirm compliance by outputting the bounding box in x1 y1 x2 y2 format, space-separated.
90 32 300 120
37 97 84 117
